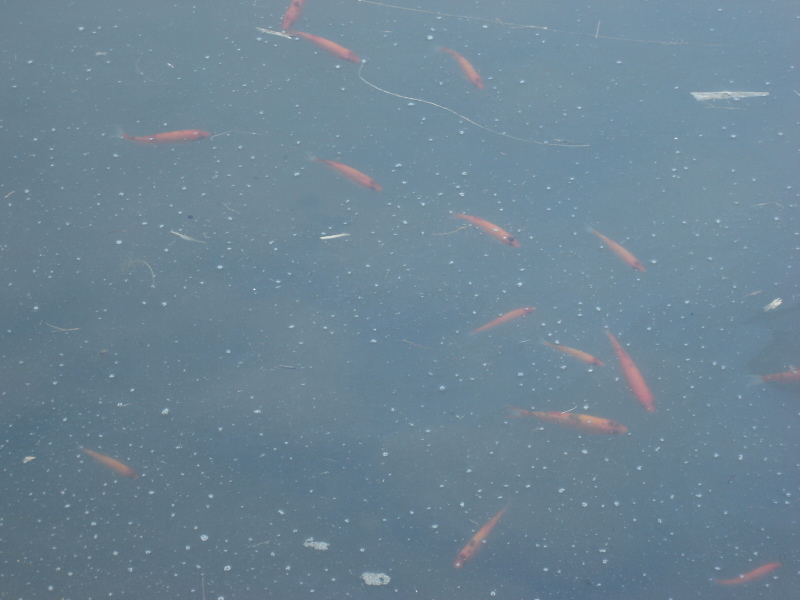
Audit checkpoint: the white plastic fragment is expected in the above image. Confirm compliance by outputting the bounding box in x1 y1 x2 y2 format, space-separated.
361 572 391 585
303 537 330 551
691 91 769 101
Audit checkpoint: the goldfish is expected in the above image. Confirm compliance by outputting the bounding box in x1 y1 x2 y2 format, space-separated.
541 339 604 366
759 367 800 383
605 327 655 412
509 406 628 435
473 307 535 334
312 157 381 190
715 561 782 585
588 227 645 272
454 506 507 568
120 130 210 144
82 448 139 478
290 30 360 63
455 213 518 247
281 0 306 31
438 47 484 89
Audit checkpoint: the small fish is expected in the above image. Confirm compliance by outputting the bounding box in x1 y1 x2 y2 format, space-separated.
454 506 507 568
290 30 360 63
588 227 645 272
759 367 800 383
121 130 210 144
509 406 628 435
541 339 604 366
473 307 535 334
281 0 306 31
312 157 381 190
715 561 782 585
82 448 139 479
454 213 518 247
438 47 484 89
605 326 655 412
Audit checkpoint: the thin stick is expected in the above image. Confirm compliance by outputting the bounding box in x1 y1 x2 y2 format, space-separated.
357 0 718 46
201 575 206 600
45 323 80 333
434 225 470 236
125 259 156 288
357 63 587 146
401 339 430 349
209 130 261 139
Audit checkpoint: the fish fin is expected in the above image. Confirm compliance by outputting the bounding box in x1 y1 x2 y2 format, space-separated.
506 405 525 418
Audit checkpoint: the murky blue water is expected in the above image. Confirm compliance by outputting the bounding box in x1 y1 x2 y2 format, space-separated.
1 1 797 598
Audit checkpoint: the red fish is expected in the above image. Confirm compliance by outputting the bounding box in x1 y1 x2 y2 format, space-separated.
438 47 484 89
281 0 306 31
509 406 627 435
82 448 139 479
715 561 782 585
605 327 655 412
454 213 519 247
588 227 645 272
121 130 210 144
759 367 800 383
290 30 360 63
312 157 381 191
473 307 535 334
454 506 507 568
541 339 604 366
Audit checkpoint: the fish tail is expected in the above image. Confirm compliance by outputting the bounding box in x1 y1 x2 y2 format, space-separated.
506 405 524 418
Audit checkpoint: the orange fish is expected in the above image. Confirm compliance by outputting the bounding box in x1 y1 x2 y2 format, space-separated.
454 506 507 569
605 327 655 412
121 130 210 144
312 157 381 191
760 367 800 383
82 448 139 479
715 561 782 585
509 406 628 435
290 30 360 63
541 339 604 366
281 0 306 31
438 47 484 89
455 213 519 247
588 227 645 272
473 307 535 334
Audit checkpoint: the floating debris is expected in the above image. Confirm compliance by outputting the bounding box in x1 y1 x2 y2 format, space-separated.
303 538 330 551
320 233 351 240
361 572 391 586
255 27 297 40
170 230 207 244
691 91 769 101
763 297 782 311
23 456 36 463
